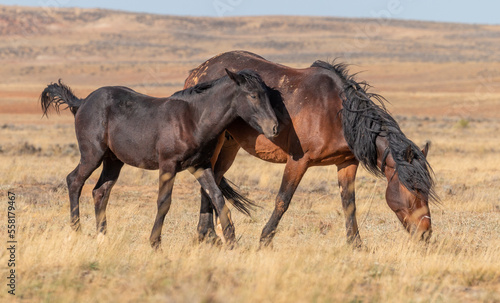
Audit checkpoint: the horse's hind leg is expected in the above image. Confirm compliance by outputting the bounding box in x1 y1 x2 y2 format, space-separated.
337 160 361 247
260 157 309 247
92 154 124 235
67 155 104 232
67 127 109 232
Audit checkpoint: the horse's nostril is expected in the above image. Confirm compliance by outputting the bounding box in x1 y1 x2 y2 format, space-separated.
421 229 432 242
273 124 278 135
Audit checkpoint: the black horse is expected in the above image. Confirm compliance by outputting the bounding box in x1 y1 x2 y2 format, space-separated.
40 69 279 249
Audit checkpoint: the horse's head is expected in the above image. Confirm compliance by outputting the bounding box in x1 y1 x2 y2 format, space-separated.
225 69 279 139
380 140 434 241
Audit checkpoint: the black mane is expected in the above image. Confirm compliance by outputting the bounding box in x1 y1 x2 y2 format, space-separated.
235 69 266 86
172 78 221 97
174 69 265 97
311 60 438 201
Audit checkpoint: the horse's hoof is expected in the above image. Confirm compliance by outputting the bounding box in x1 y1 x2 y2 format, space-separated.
71 222 81 233
96 233 106 245
258 238 274 250
150 240 162 252
197 229 223 246
225 240 239 250
198 235 223 247
347 237 363 250
213 237 223 247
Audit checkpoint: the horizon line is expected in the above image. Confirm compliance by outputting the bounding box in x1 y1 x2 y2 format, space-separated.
1 4 497 26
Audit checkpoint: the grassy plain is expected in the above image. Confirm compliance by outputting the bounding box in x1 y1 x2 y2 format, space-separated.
0 5 499 302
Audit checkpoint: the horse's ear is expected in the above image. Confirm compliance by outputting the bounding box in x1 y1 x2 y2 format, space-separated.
404 145 414 163
421 141 431 158
225 68 244 86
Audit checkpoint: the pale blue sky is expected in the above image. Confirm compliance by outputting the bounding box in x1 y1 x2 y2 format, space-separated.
1 0 498 24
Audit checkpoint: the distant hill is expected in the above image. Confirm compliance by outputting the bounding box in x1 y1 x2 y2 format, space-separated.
1 5 499 117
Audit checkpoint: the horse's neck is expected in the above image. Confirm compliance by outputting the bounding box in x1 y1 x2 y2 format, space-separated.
189 84 237 138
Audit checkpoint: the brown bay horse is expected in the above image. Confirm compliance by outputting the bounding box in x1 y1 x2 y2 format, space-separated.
184 51 438 247
40 69 279 249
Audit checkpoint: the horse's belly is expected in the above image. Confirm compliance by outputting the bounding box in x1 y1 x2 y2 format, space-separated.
242 134 288 163
110 146 159 170
107 130 160 170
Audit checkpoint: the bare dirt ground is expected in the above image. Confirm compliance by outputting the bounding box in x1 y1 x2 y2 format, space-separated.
0 5 499 302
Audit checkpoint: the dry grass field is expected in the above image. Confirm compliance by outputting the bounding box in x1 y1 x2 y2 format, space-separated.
1 5 499 302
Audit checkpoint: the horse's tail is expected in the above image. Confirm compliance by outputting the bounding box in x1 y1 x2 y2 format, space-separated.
218 177 259 216
41 80 82 117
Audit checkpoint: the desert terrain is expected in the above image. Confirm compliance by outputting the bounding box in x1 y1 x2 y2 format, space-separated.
0 5 499 302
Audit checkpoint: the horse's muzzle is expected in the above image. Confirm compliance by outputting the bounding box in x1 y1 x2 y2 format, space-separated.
410 215 432 242
263 121 280 139
420 228 432 242
417 215 432 241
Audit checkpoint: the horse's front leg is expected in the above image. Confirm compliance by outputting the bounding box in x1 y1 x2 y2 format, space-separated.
150 162 176 250
198 135 241 243
260 157 309 247
193 166 235 244
337 160 361 247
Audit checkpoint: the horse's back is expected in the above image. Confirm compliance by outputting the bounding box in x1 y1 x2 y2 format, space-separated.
186 51 282 88
187 51 343 111
77 86 168 120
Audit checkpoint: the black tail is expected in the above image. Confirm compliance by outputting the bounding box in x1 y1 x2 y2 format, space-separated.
218 177 259 216
41 80 81 117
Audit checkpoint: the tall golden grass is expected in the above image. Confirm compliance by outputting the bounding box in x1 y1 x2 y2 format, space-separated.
1 5 500 302
0 114 499 302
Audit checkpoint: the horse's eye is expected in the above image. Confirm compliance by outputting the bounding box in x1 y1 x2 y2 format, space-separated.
250 95 257 99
